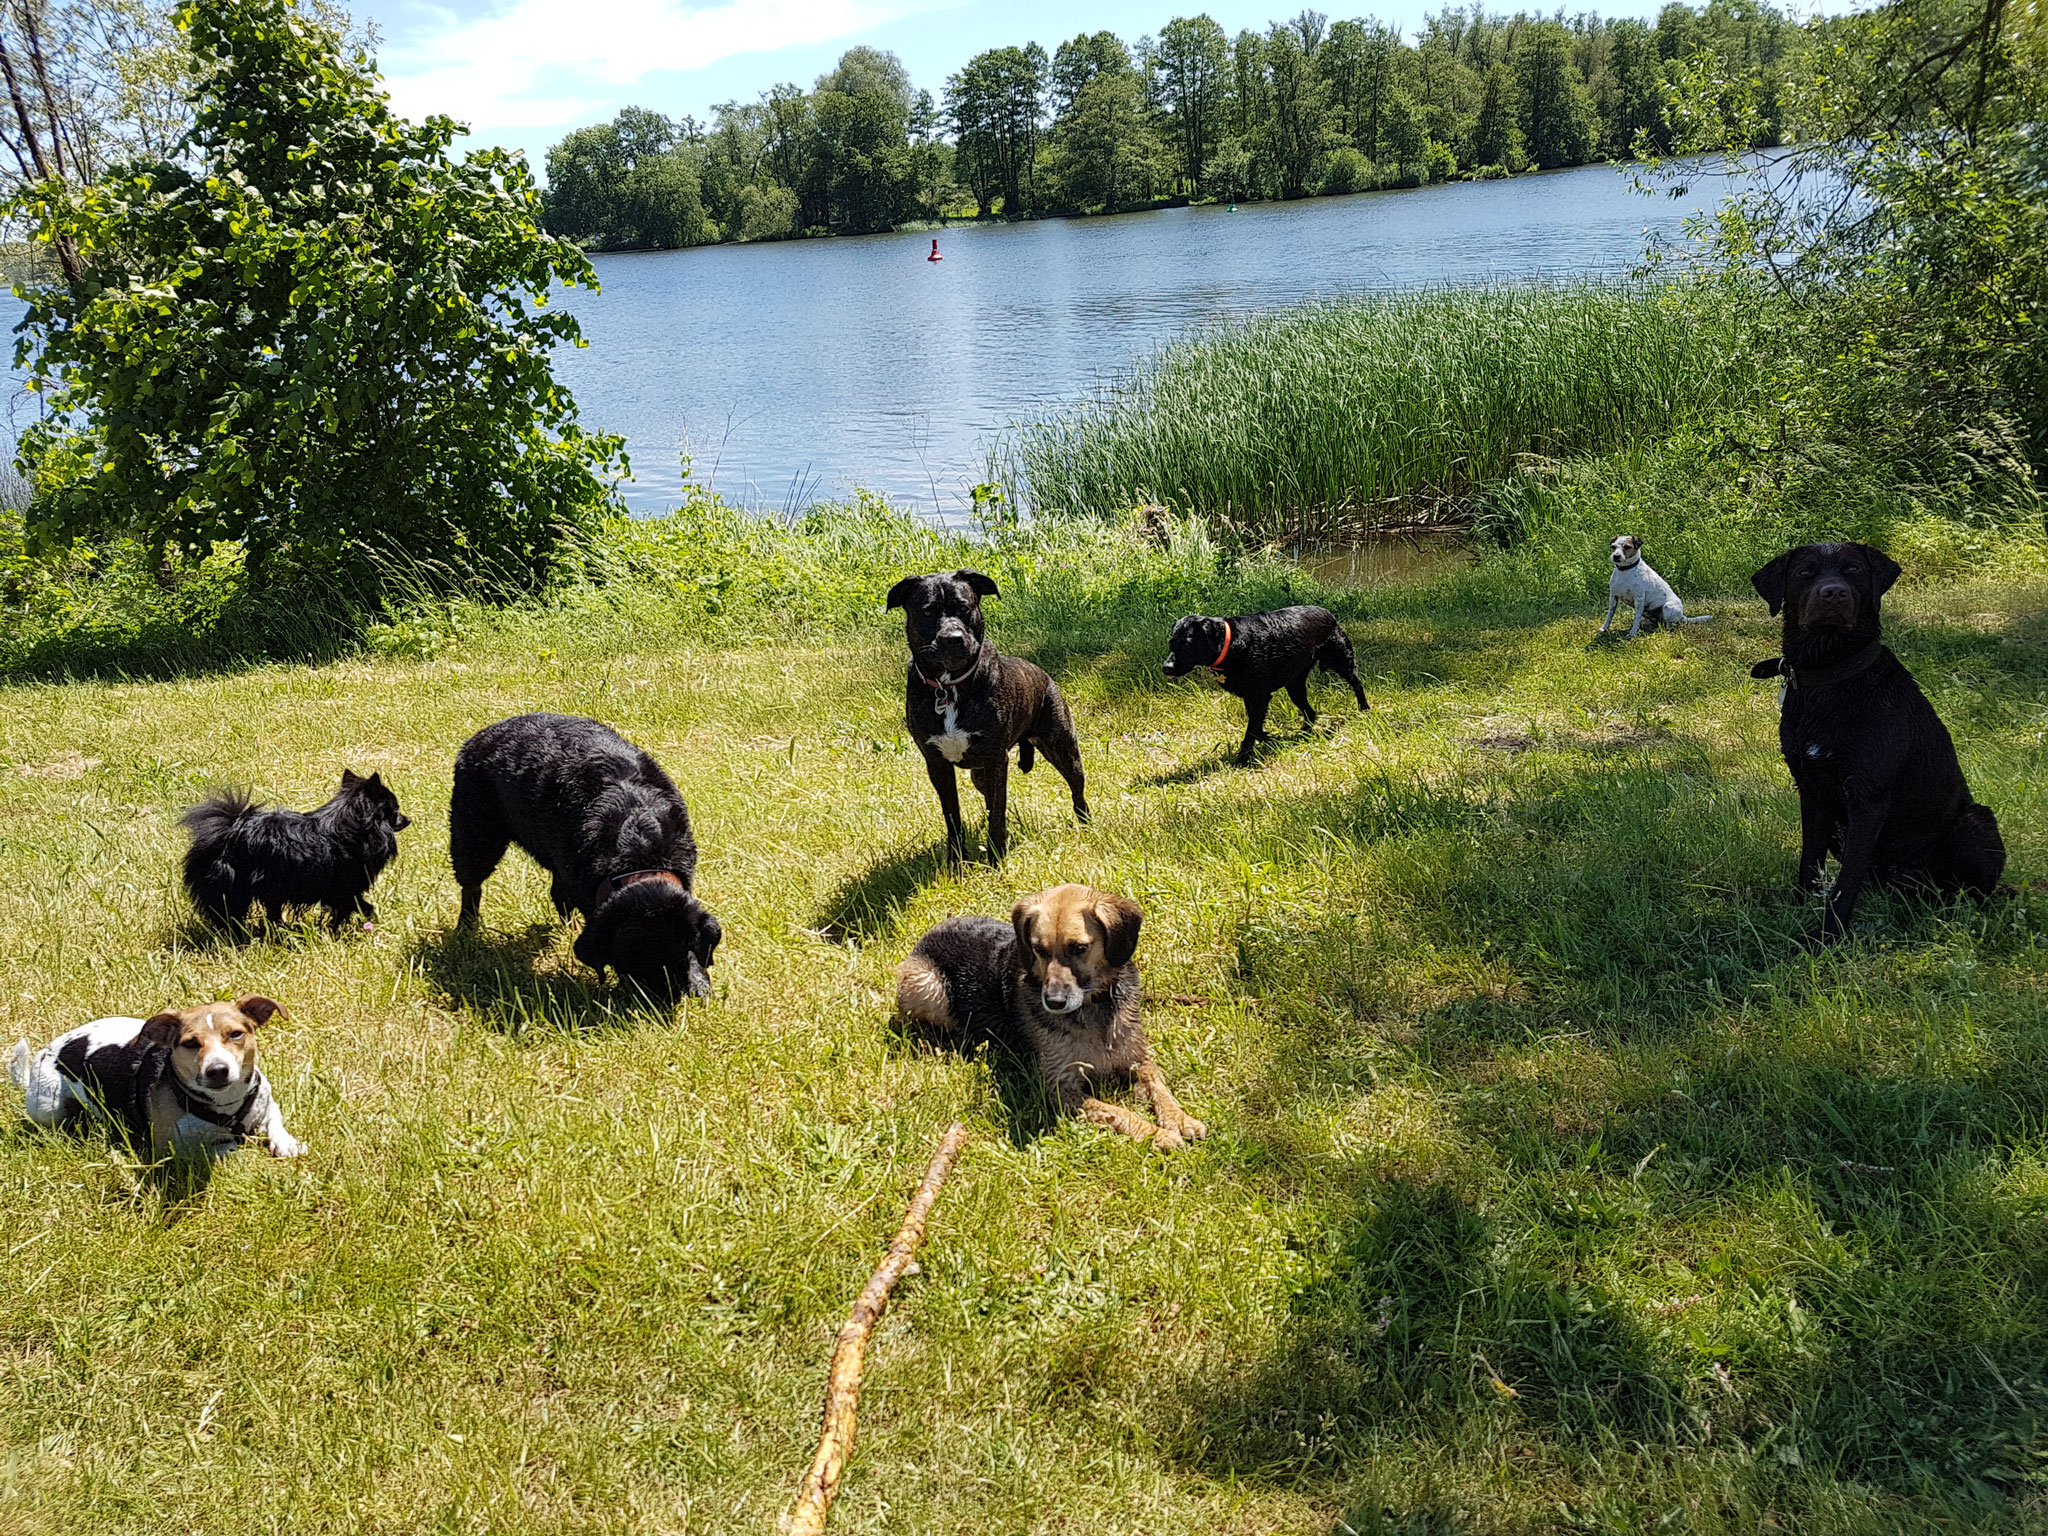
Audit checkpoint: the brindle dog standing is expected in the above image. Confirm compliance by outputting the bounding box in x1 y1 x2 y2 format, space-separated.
886 570 1089 864
1750 541 2006 939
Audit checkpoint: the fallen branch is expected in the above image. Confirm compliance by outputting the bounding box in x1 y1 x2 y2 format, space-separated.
785 1121 968 1536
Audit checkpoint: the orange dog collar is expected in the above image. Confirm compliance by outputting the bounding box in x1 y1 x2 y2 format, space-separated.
1207 620 1233 670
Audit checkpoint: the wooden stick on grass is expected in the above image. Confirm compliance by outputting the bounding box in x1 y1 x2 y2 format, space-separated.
785 1121 969 1536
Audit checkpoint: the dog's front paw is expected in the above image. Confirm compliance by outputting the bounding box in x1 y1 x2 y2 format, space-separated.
1164 1112 1208 1145
266 1129 307 1158
1150 1122 1186 1153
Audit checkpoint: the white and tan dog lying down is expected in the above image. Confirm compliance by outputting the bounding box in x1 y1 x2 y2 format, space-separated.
10 997 303 1162
896 884 1207 1150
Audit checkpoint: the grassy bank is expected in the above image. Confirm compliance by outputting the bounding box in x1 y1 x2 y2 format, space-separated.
1 496 2045 1531
1002 282 1770 539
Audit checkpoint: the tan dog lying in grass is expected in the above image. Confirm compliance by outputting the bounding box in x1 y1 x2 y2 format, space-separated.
896 884 1206 1150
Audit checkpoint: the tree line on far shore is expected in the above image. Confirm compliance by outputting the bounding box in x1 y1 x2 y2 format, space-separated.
540 1 1794 251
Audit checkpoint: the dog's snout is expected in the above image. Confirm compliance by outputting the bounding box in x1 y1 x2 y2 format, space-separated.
394 814 412 830
201 1058 233 1087
1039 963 1086 1013
1805 578 1858 624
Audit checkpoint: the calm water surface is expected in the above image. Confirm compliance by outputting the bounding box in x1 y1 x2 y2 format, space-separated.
560 161 1710 515
0 161 1717 517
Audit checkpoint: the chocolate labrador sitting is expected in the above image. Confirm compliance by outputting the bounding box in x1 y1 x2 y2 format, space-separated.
1750 542 2005 939
886 570 1089 863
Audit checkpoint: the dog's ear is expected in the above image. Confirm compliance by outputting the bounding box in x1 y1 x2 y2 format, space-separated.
955 569 999 600
138 1011 184 1048
233 996 287 1027
339 769 362 788
1750 551 1795 616
1009 897 1038 958
1092 894 1143 968
692 908 723 968
884 576 922 612
365 771 385 788
1857 543 1902 596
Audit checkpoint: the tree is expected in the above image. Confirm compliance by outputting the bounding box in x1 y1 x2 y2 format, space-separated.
1516 23 1600 168
1603 18 1667 155
543 107 713 250
1051 66 1168 210
7 0 623 597
1050 30 1131 121
1663 0 2048 485
1261 20 1323 196
947 43 1044 215
1473 60 1525 169
1150 14 1227 194
806 46 917 233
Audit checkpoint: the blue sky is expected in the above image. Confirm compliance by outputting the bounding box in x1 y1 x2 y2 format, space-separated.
355 0 1679 177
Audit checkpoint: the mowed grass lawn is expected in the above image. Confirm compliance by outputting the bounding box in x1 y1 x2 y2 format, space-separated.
0 568 2043 1534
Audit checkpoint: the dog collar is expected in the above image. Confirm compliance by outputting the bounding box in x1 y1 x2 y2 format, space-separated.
603 868 683 902
1752 639 1886 693
1207 621 1233 671
1612 558 1641 571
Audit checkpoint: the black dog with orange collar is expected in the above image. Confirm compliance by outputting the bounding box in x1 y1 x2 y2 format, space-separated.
1163 605 1369 765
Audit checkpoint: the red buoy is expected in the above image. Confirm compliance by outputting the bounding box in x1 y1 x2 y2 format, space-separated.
927 238 943 262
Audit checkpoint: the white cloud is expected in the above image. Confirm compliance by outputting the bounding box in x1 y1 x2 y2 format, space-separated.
382 0 953 133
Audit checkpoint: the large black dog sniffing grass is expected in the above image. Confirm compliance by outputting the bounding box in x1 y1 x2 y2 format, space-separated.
886 569 1089 864
1750 542 2006 940
450 713 722 998
1163 604 1369 765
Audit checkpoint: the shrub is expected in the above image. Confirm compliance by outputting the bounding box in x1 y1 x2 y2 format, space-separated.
7 0 625 607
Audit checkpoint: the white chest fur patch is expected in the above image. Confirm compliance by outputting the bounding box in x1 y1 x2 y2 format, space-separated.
927 698 973 763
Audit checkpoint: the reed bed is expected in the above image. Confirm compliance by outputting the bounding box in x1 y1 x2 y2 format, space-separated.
1004 281 1767 538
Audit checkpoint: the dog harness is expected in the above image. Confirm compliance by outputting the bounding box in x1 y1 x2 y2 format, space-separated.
1207 621 1234 670
168 1068 270 1139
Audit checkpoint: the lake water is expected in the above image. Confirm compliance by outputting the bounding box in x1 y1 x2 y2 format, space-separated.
0 160 1719 519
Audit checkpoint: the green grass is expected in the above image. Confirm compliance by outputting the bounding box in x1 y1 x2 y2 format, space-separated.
1 504 2044 1533
1002 282 1770 539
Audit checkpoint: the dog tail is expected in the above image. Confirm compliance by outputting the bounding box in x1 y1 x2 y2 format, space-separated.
1315 628 1371 710
180 788 260 848
7 1039 30 1091
180 788 261 904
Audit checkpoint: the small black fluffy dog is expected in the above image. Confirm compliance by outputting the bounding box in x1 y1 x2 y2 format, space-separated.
1750 541 2006 939
182 771 409 929
1162 605 1369 764
450 713 721 998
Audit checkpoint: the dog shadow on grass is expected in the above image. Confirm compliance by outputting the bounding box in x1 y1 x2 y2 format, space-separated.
411 922 668 1035
882 1022 1060 1148
0 1118 225 1217
1130 726 1335 789
817 842 951 944
163 911 376 955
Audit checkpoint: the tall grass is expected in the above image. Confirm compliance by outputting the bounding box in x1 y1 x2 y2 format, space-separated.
1003 280 1770 539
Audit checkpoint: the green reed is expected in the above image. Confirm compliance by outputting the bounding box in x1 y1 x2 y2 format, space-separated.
1004 280 1768 539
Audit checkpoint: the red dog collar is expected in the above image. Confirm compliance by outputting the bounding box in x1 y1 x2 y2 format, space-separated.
1207 621 1233 670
